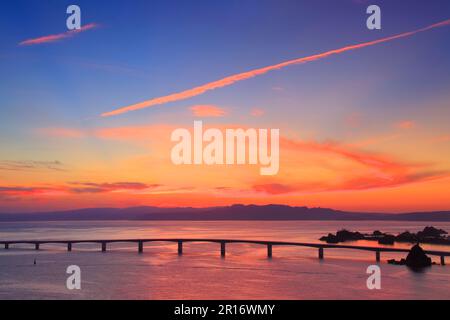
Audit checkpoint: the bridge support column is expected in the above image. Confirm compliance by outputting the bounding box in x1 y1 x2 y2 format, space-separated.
441 256 445 266
267 244 272 258
318 247 324 259
138 241 143 253
101 242 107 252
67 243 72 252
376 251 380 262
178 241 183 255
4 243 9 250
221 241 226 257
35 243 40 250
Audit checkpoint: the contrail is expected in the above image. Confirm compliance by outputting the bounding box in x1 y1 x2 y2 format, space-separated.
101 19 450 117
19 23 98 46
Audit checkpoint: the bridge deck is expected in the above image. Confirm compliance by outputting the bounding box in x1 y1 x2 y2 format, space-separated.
1 238 449 260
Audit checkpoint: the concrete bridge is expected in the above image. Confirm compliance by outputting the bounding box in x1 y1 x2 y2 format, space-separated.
1 238 448 265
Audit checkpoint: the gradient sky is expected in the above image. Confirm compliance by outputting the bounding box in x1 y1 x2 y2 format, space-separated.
1 0 450 213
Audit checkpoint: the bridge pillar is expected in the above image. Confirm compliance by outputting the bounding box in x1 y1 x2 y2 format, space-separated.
441 256 445 266
267 244 272 258
138 241 143 253
318 247 324 259
4 243 9 250
101 242 107 252
67 242 72 252
35 243 40 250
376 251 381 262
178 241 183 255
220 241 226 257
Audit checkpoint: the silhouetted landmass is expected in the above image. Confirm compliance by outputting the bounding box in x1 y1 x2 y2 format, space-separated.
0 204 450 221
320 226 450 245
388 244 433 269
319 230 365 243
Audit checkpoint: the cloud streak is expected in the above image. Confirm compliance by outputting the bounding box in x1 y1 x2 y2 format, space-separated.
0 160 65 172
190 104 226 117
68 182 161 194
101 19 450 117
19 23 98 46
276 137 448 193
0 182 161 197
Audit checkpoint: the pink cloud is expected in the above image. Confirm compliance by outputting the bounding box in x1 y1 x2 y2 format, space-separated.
190 105 226 117
19 23 98 46
252 183 295 195
430 134 450 143
395 120 416 129
0 186 66 197
345 112 363 128
250 108 265 117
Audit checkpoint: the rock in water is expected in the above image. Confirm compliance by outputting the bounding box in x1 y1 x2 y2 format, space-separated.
320 233 339 243
405 244 432 268
388 258 406 265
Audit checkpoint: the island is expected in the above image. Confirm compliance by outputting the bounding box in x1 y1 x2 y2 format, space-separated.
319 226 449 246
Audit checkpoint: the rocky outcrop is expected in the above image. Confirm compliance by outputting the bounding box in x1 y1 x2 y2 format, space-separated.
320 233 339 244
387 244 433 269
418 226 447 238
378 235 395 245
320 226 449 245
405 244 432 268
319 229 365 243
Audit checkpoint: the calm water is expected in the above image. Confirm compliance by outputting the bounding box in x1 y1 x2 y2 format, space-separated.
0 220 449 299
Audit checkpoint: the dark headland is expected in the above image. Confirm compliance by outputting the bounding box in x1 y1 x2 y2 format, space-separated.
1 204 450 221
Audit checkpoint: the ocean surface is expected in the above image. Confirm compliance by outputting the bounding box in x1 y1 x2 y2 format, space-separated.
0 220 449 300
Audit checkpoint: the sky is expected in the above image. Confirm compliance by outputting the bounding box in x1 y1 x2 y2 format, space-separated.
0 0 450 213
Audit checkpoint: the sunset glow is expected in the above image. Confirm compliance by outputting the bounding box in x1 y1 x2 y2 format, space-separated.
1 1 450 214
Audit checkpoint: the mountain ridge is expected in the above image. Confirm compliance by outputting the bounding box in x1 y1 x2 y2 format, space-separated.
0 204 449 221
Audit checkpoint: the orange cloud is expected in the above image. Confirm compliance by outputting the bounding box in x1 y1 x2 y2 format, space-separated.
395 120 416 129
431 134 450 143
275 137 447 193
190 105 226 117
19 23 98 46
94 124 174 141
38 127 86 138
347 133 401 148
34 123 448 196
101 19 450 117
280 137 405 169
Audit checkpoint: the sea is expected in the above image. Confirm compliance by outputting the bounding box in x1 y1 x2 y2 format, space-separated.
0 220 449 299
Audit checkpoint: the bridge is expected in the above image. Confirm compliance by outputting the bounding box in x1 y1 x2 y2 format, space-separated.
1 238 448 265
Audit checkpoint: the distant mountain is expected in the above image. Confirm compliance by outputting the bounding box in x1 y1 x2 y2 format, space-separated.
0 204 449 221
